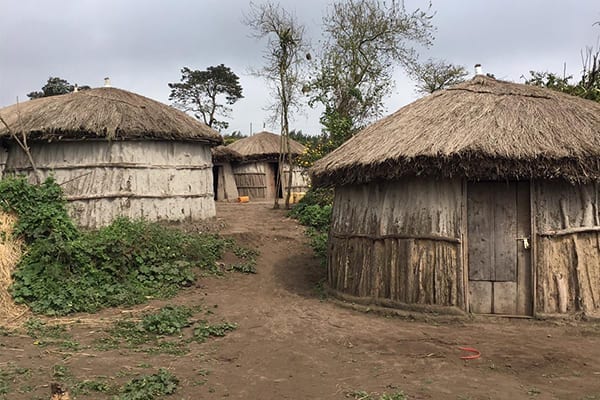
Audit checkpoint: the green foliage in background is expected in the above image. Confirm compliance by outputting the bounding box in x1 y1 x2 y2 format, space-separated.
289 188 333 263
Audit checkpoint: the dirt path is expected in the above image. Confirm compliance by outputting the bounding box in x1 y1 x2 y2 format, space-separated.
190 203 600 400
1 202 600 399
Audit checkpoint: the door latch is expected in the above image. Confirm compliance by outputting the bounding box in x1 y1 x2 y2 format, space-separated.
517 237 530 249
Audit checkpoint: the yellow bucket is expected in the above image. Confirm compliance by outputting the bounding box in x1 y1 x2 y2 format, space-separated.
291 192 306 204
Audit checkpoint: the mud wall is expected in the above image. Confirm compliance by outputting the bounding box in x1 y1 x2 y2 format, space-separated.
5 140 216 228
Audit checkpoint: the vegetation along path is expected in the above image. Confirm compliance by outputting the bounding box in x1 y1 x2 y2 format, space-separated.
2 202 600 399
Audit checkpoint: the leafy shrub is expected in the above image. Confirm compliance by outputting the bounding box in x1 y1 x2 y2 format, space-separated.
289 188 333 263
307 228 328 262
1 176 230 315
0 176 78 243
141 306 193 335
193 321 237 343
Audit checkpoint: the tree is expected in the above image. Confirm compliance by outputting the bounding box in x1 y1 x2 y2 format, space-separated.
245 2 308 209
310 0 434 146
27 77 90 99
168 65 243 131
524 45 600 102
408 58 468 94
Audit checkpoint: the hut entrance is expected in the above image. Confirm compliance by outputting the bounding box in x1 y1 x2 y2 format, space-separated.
269 162 283 199
213 166 220 200
467 181 532 316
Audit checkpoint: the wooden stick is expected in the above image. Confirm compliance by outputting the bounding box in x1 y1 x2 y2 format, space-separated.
8 162 211 171
330 232 461 244
539 226 600 237
66 193 213 201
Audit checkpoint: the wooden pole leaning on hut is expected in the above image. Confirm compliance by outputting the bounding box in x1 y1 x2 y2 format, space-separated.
0 99 41 184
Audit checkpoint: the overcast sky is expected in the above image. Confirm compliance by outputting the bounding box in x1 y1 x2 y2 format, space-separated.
1 0 599 136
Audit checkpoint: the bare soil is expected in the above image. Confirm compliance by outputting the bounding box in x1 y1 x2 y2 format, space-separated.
2 202 600 399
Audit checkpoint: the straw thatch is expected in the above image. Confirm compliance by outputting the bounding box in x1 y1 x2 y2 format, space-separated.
311 75 600 186
212 145 243 163
0 87 222 144
0 211 29 325
227 131 305 161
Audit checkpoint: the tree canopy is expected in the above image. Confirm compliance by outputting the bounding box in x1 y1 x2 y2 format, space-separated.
168 64 243 131
408 58 468 94
310 0 434 146
27 77 90 99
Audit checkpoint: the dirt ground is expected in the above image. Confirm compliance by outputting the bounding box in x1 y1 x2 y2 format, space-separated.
2 202 600 399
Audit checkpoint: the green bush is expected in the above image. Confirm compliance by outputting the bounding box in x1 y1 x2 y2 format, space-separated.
141 306 193 335
0 176 77 242
1 176 229 315
289 188 333 263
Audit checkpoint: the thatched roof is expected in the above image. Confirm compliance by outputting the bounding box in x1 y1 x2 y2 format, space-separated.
212 145 243 163
226 131 305 162
311 75 600 186
0 87 222 144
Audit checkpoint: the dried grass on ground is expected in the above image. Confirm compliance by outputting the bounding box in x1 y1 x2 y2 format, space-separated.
0 211 29 325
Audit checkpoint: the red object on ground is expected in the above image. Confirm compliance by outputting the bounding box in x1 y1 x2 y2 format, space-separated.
459 347 481 360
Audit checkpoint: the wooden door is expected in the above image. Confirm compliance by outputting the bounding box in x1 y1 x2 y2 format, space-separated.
467 181 532 315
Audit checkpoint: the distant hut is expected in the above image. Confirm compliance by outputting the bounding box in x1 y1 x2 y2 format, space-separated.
0 87 222 227
211 145 241 201
311 75 600 318
227 131 309 200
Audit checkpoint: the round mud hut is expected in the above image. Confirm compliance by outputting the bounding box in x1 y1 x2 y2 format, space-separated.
227 131 309 200
0 87 222 227
310 75 600 318
212 145 241 201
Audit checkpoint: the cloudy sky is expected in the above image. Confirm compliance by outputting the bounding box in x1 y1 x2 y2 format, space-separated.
1 0 599 136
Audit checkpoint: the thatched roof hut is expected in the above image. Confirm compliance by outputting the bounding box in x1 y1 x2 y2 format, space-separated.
226 131 309 200
227 131 305 161
311 75 600 318
312 75 600 186
0 87 222 227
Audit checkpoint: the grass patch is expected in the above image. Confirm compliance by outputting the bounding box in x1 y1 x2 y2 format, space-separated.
94 305 236 354
116 369 178 400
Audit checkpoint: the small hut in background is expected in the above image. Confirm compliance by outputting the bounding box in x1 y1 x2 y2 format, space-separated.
0 87 222 227
212 145 241 201
227 131 309 200
311 75 600 318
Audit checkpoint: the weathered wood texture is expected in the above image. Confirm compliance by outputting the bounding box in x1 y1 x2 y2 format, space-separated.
233 161 309 200
328 178 465 309
214 162 239 201
467 181 532 315
534 180 600 316
282 166 310 194
232 162 272 199
5 140 216 227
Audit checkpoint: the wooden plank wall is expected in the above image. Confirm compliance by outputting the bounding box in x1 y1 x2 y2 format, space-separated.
233 162 268 199
329 177 465 310
534 180 600 317
215 162 239 201
5 141 216 227
282 165 310 193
